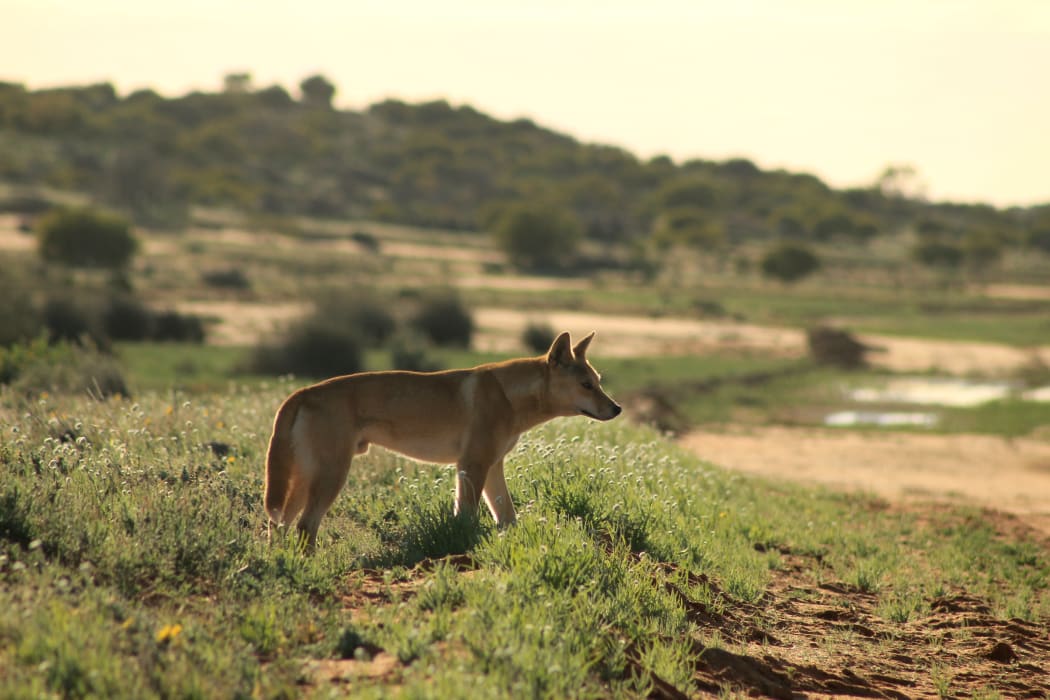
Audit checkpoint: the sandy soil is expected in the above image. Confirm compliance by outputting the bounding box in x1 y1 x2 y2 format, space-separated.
980 283 1050 301
475 307 807 358
680 426 1050 535
0 215 35 251
174 300 309 346
475 307 1050 375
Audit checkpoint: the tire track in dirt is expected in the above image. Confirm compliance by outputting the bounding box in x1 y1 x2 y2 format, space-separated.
317 533 1050 698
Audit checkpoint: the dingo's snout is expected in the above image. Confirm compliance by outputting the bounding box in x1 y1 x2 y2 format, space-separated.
597 402 623 421
580 394 622 421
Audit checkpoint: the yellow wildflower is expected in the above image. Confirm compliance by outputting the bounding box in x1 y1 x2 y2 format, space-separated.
155 623 183 644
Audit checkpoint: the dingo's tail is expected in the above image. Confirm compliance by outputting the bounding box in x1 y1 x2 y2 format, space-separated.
264 391 303 524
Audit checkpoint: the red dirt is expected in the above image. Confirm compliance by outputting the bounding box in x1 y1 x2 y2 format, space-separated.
318 521 1049 698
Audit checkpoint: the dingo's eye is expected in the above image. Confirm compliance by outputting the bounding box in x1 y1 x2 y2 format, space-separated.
581 380 594 390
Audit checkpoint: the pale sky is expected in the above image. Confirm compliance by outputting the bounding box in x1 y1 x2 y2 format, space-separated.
3 0 1049 207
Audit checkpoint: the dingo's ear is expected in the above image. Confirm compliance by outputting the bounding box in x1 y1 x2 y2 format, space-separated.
572 331 595 360
547 331 573 366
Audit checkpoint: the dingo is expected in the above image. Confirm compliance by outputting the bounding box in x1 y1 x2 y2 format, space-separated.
264 331 621 548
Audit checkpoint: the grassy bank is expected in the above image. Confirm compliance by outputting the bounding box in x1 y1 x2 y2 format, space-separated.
1 385 1047 697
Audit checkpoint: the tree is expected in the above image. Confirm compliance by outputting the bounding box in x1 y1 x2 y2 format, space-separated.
1028 227 1050 254
655 176 720 210
223 72 252 94
37 207 137 269
299 74 336 109
912 241 963 270
101 146 187 228
760 242 820 283
494 203 582 271
875 163 926 200
961 230 1004 273
255 84 294 109
652 207 725 250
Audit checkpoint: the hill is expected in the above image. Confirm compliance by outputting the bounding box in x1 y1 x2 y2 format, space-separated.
1 76 1049 259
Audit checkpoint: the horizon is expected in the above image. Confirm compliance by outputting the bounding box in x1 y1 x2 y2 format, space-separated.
3 0 1049 208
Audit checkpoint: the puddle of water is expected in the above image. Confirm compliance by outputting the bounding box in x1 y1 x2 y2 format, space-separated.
825 411 939 428
824 377 1050 427
848 377 1013 408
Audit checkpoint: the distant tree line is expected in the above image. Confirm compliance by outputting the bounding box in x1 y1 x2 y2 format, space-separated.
1 74 1048 278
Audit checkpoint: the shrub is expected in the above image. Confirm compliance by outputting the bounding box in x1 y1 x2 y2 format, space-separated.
760 242 821 283
315 292 397 348
152 310 206 343
103 295 155 341
0 193 55 215
201 267 251 290
37 207 138 269
0 336 128 397
0 272 43 347
411 292 474 347
1028 228 1050 254
494 203 582 271
912 241 963 269
250 320 362 378
388 333 442 372
42 296 107 348
961 230 1004 271
351 230 380 253
522 322 556 354
807 326 871 369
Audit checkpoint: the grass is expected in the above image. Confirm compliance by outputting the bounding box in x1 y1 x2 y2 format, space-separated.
116 342 254 393
112 342 1050 441
1 384 1047 697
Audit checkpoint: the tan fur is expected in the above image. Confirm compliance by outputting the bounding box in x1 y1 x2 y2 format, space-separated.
264 331 621 549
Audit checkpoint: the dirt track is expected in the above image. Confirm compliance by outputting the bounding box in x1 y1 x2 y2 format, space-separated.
681 426 1050 536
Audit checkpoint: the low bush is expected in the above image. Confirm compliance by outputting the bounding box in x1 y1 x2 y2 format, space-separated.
0 272 43 347
249 319 362 378
522 321 556 354
37 206 138 270
388 333 443 372
103 295 154 341
201 267 252 290
315 291 397 348
0 336 128 397
760 242 821 283
43 296 108 348
351 230 380 253
152 310 206 343
411 291 474 347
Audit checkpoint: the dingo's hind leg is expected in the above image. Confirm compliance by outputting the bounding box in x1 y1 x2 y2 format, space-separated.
295 442 355 550
281 476 310 525
267 478 307 544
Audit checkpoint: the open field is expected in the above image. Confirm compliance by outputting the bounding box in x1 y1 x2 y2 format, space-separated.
3 205 1050 697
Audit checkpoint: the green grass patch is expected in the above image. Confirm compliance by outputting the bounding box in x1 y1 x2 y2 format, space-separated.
938 399 1050 437
116 342 254 393
1 386 1047 697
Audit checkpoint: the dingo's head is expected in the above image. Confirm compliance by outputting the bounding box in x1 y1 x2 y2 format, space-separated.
546 331 622 421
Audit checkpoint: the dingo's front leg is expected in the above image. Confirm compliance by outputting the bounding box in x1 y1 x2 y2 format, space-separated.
482 459 516 526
